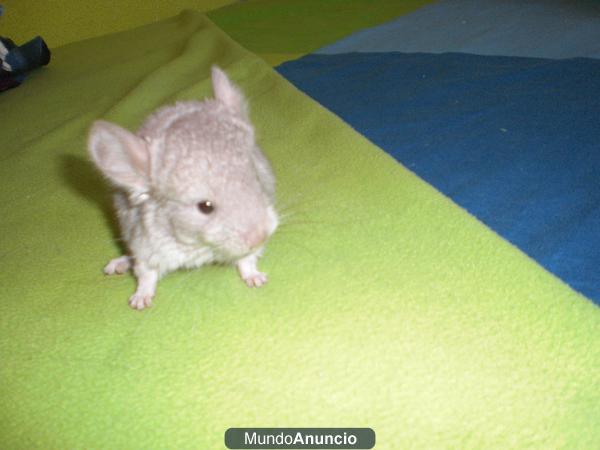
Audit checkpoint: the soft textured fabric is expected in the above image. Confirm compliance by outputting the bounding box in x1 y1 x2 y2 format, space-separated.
318 0 600 59
277 52 600 305
0 0 433 63
1 10 599 450
208 0 434 65
0 0 235 48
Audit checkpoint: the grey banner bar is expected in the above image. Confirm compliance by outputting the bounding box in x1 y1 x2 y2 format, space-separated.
225 428 375 449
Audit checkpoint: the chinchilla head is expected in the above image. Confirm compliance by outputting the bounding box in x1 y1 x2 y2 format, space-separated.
88 66 278 261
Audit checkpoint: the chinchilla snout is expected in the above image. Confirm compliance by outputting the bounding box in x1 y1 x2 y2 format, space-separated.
243 208 278 250
231 205 279 254
244 228 267 250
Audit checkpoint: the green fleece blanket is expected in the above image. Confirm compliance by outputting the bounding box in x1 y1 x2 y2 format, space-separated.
1 11 598 450
208 0 434 65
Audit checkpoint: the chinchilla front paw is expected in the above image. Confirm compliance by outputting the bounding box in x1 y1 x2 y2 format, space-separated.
128 292 153 310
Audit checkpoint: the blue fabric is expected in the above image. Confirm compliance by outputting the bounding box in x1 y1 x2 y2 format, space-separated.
318 0 600 59
277 52 600 304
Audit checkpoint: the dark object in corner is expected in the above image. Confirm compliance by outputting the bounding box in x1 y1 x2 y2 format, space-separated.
1 35 51 92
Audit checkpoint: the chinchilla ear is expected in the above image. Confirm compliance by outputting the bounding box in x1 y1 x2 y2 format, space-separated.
88 120 150 193
211 65 248 118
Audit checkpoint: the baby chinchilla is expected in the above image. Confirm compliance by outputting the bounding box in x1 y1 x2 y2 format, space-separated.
88 66 278 310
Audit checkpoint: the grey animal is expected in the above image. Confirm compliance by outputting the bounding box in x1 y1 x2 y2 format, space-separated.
88 66 278 310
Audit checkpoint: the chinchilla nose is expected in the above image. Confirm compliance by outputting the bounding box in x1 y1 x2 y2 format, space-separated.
244 228 268 250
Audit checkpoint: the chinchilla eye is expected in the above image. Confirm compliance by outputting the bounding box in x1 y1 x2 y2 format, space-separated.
197 200 215 214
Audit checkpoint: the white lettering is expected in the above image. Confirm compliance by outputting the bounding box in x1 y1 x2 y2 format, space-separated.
293 432 305 445
239 429 363 448
244 432 257 445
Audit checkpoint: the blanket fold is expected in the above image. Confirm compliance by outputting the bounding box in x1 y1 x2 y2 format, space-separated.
0 10 598 450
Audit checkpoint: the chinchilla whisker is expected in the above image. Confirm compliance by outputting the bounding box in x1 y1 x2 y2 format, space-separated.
274 236 319 260
275 184 327 205
276 212 299 225
274 228 317 240
276 207 321 224
277 218 321 229
277 197 361 222
279 216 359 228
275 194 324 214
